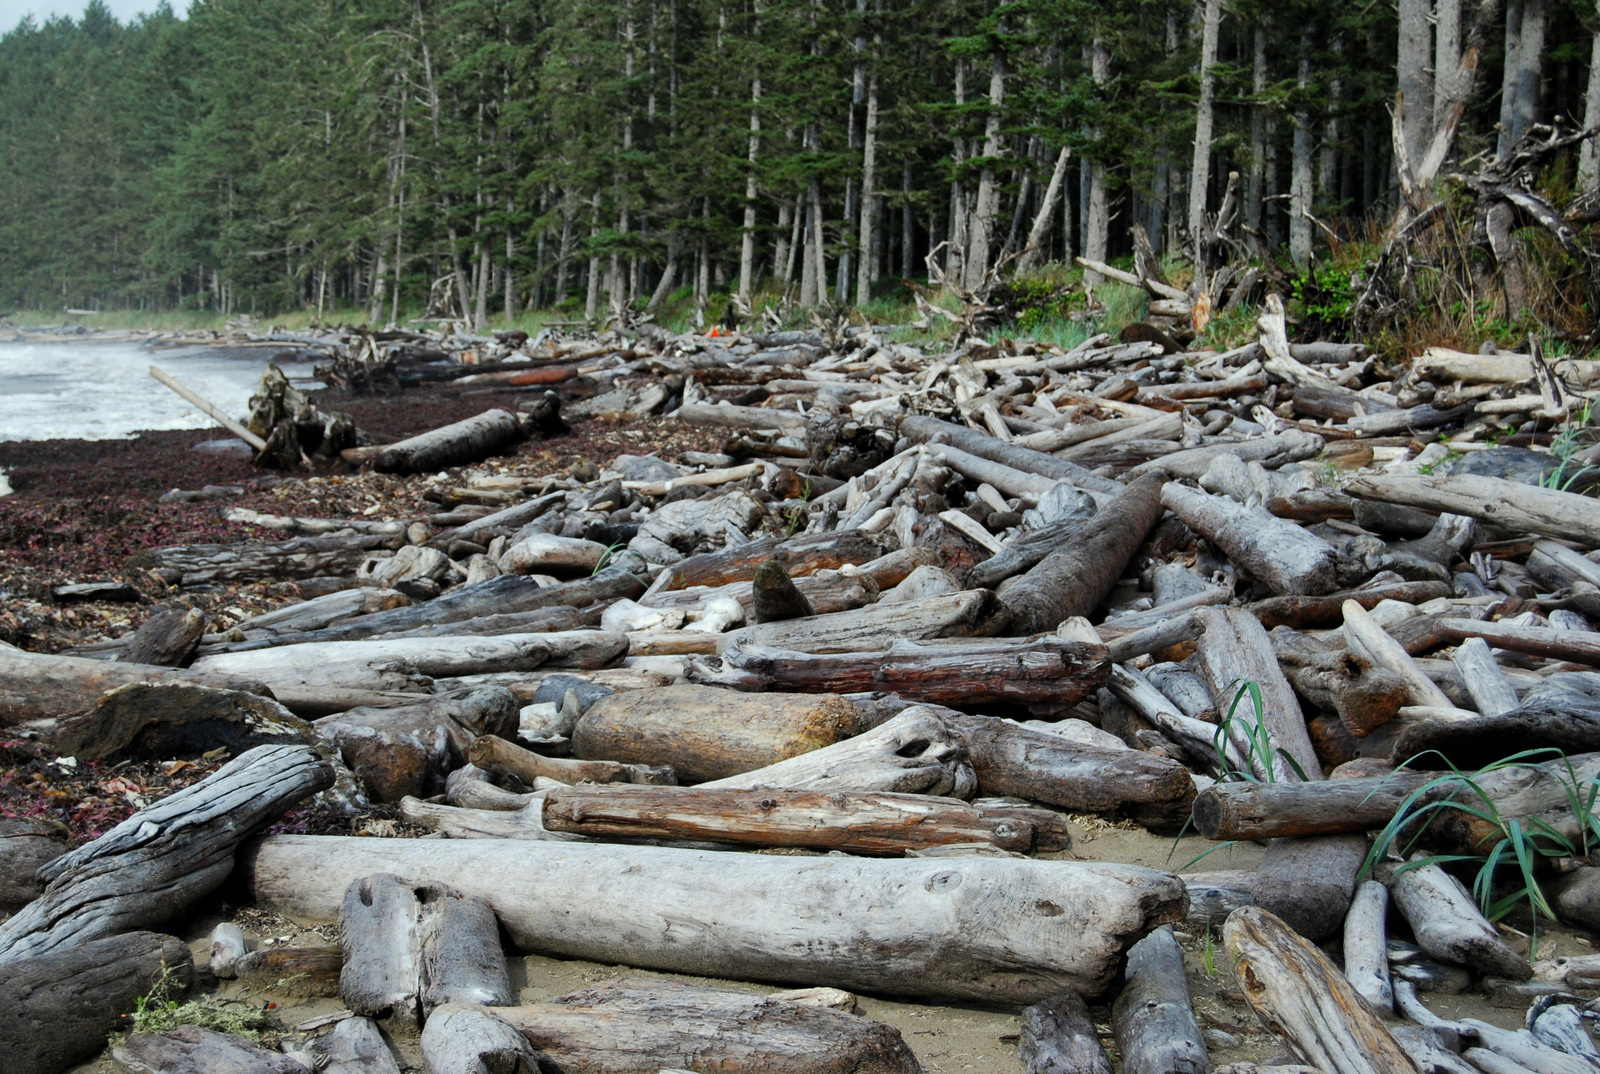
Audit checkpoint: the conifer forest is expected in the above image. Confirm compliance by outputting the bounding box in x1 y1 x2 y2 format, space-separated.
6 0 1600 345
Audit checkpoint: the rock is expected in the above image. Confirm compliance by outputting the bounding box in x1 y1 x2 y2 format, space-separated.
611 453 685 482
358 545 451 589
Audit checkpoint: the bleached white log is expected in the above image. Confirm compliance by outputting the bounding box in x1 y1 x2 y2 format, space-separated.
241 836 1187 1002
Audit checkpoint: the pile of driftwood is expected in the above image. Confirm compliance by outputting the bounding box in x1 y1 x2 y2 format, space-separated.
12 296 1600 1072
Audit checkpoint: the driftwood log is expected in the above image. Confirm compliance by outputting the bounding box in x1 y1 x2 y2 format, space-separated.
1249 835 1366 942
570 685 864 782
0 931 193 1074
493 978 923 1074
1344 472 1600 546
1002 472 1168 635
699 709 976 798
374 408 524 474
471 733 678 786
128 533 402 586
688 637 1110 708
1020 991 1113 1074
191 630 628 694
0 743 331 961
540 785 1067 854
1191 773 1432 841
0 643 269 725
943 711 1196 830
241 836 1187 1002
1223 906 1419 1074
420 1003 545 1074
1161 484 1338 596
111 1025 307 1074
1194 608 1322 781
1111 926 1211 1074
1386 858 1533 980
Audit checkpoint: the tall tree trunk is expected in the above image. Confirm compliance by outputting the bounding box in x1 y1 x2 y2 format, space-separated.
1016 146 1071 274
1290 24 1315 270
584 190 602 323
1435 0 1464 129
504 197 514 325
1084 38 1110 283
1581 15 1600 194
415 2 473 321
1320 37 1342 199
964 51 1006 290
1189 0 1222 246
855 68 880 305
801 179 820 306
739 75 761 301
1499 1 1524 158
901 160 914 278
946 60 967 286
777 193 796 285
1511 0 1547 146
1247 24 1268 231
1398 0 1434 164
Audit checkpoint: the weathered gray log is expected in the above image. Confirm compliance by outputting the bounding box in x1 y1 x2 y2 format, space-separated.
1112 926 1211 1074
663 529 886 591
1451 637 1520 717
316 686 519 802
898 414 1122 493
699 709 975 799
1248 580 1453 629
1344 472 1600 546
720 590 1007 654
309 1017 403 1074
942 711 1196 830
122 605 206 667
1184 871 1256 929
424 489 566 550
0 743 331 961
191 631 628 695
0 643 271 725
1249 834 1366 942
1020 991 1113 1074
1528 998 1600 1065
1408 751 1600 857
1191 772 1432 841
688 637 1110 708
374 408 524 474
1437 617 1600 667
128 533 402 586
400 797 567 842
219 570 643 649
0 931 193 1074
1393 675 1600 772
242 836 1188 1002
340 874 423 1025
57 682 313 765
571 685 863 783
965 507 1101 591
421 1003 546 1074
1387 858 1532 980
541 785 1064 854
111 1025 306 1074
1125 430 1324 480
496 977 923 1074
1194 608 1323 781
242 605 583 648
472 733 678 786
1461 1020 1595 1074
1223 906 1419 1074
421 890 512 1013
1108 662 1234 775
0 817 68 909
1343 880 1394 1012
1003 472 1169 635
1161 484 1339 596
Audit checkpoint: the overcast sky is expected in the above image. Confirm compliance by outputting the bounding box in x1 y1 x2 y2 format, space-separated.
1 0 176 31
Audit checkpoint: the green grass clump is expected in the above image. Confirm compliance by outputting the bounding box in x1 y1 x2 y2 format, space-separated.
121 966 280 1041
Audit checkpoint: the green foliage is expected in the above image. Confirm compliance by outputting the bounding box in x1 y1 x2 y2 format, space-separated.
1289 263 1357 337
1359 748 1600 958
123 965 279 1041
